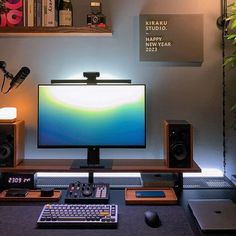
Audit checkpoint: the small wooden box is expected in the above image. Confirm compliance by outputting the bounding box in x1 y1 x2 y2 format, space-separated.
125 187 177 205
0 190 61 202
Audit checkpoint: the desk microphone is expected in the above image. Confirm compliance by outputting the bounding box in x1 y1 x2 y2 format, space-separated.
9 67 30 90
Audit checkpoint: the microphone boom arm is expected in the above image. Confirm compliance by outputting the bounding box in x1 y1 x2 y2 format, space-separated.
0 61 30 94
0 61 14 80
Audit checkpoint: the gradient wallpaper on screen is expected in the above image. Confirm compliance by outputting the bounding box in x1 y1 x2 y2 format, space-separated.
38 85 145 147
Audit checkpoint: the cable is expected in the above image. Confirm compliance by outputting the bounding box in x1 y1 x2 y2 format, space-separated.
0 74 12 94
0 74 10 94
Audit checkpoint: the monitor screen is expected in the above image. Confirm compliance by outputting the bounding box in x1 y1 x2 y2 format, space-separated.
38 84 146 148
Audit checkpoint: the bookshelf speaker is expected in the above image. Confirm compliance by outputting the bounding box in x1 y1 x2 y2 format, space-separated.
0 121 24 167
164 120 193 168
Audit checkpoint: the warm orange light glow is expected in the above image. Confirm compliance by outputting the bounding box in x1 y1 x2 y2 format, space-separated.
0 107 17 122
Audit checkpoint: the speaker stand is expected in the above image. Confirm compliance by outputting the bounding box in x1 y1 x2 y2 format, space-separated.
141 173 183 193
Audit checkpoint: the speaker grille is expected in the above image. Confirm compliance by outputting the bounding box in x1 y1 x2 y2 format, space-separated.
0 121 24 167
0 125 14 167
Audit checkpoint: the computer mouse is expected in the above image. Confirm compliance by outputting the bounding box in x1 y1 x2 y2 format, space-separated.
144 210 161 228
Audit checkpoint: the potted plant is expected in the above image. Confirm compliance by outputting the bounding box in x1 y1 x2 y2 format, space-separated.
224 1 236 128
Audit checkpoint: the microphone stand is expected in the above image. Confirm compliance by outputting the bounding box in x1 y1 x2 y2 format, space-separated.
0 61 14 94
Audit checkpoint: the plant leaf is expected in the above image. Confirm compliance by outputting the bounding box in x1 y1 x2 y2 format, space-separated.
231 19 236 29
227 34 236 40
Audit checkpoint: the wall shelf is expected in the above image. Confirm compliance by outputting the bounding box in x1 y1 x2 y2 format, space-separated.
0 159 201 173
0 26 112 37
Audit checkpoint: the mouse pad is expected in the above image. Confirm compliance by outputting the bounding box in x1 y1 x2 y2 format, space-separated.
0 205 194 236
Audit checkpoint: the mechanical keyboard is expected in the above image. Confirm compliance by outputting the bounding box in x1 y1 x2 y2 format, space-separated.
37 204 118 228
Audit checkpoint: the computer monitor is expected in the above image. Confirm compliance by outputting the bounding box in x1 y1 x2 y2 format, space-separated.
38 84 146 169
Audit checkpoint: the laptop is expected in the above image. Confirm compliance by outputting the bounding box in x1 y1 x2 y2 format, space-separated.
188 199 236 232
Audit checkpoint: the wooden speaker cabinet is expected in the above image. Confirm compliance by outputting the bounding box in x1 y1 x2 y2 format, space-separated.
164 120 193 168
0 120 24 167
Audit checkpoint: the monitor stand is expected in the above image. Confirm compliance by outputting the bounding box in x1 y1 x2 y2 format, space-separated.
70 147 113 172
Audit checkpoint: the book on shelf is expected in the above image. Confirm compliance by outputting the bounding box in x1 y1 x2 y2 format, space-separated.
27 0 34 27
0 0 24 27
36 0 42 26
42 0 56 27
22 0 57 27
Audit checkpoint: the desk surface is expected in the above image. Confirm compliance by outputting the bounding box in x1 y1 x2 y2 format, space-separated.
0 188 235 236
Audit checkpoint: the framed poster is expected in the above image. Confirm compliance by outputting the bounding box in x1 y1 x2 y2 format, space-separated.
140 14 203 63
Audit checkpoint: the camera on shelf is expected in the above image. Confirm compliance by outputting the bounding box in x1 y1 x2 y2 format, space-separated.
87 1 106 27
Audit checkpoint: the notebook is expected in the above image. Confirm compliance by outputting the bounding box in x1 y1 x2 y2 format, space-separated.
188 199 236 232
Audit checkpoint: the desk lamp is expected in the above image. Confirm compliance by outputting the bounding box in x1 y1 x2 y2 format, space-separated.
0 107 17 122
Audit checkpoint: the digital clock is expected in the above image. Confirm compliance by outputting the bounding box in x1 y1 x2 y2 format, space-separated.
1 173 35 189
